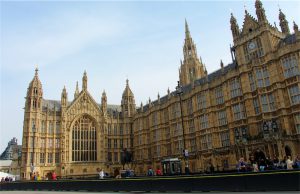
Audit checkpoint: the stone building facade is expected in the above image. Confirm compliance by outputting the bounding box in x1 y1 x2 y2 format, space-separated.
21 0 300 179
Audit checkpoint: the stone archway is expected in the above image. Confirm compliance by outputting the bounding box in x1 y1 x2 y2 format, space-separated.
284 145 292 157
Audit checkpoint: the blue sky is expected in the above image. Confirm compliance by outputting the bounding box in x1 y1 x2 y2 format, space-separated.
1 0 299 151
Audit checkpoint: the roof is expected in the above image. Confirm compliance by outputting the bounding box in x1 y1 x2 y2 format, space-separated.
278 34 297 48
138 61 237 113
42 99 61 111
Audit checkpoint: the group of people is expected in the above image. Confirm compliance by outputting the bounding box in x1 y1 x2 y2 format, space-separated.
237 153 300 172
30 171 57 181
1 176 15 182
98 168 134 179
147 167 162 176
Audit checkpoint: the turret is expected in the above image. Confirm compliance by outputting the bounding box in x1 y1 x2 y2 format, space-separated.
157 93 160 104
255 0 267 24
121 79 136 117
26 68 43 112
293 21 299 33
101 90 107 114
140 102 143 112
74 81 79 99
61 86 68 108
230 13 240 40
82 70 87 91
279 9 290 35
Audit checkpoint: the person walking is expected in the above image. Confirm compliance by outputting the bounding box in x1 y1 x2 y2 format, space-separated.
99 169 105 179
156 168 162 176
294 154 300 169
52 171 57 180
147 167 154 176
286 156 294 170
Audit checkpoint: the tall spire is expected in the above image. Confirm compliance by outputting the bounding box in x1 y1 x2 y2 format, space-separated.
255 0 267 24
26 68 43 111
185 18 191 40
121 79 135 117
183 19 198 61
180 20 205 86
74 81 79 99
82 70 87 91
230 13 240 39
279 9 290 35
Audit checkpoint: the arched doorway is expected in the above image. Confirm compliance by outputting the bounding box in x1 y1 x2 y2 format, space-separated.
253 148 266 162
284 146 292 157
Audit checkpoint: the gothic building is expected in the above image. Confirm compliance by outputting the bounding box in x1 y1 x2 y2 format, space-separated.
21 0 300 179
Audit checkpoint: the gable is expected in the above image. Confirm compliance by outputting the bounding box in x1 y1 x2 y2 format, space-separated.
241 13 259 35
66 90 101 116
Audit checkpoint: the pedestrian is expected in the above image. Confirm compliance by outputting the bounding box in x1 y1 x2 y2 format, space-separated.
238 157 246 172
281 156 287 169
99 169 105 179
252 162 259 172
273 155 280 169
259 158 266 171
147 167 154 176
286 156 294 170
52 171 57 180
156 168 162 176
114 168 121 179
293 154 300 169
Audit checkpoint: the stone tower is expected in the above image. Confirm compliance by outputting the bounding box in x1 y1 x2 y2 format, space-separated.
179 20 206 86
22 68 43 174
121 79 136 117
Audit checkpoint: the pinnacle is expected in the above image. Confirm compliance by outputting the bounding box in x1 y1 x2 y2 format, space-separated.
35 67 39 77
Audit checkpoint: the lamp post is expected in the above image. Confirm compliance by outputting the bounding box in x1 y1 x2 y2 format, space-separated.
31 124 36 176
176 81 189 174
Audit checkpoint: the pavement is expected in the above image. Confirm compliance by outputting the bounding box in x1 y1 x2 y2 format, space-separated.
0 192 299 194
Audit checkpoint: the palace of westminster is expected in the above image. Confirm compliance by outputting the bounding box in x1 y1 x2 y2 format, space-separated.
21 0 300 179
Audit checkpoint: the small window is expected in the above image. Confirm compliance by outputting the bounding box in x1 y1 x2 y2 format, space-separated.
249 28 253 32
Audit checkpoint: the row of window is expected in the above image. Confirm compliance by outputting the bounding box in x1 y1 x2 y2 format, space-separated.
40 138 60 148
107 139 124 149
30 120 60 134
28 152 59 164
107 152 120 162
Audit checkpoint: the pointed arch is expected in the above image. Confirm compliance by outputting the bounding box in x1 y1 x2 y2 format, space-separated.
71 114 98 162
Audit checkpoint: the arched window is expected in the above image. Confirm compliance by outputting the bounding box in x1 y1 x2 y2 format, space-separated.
72 115 97 162
34 87 38 95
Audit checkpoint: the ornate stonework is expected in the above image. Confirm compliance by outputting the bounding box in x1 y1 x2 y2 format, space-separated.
21 0 300 179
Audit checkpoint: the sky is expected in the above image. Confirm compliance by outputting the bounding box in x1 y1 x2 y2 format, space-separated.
0 0 299 152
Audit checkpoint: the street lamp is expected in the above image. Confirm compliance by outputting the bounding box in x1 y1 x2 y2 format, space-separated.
32 124 36 170
176 81 189 174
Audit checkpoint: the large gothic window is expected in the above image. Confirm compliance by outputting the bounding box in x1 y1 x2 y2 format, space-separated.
72 115 97 162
